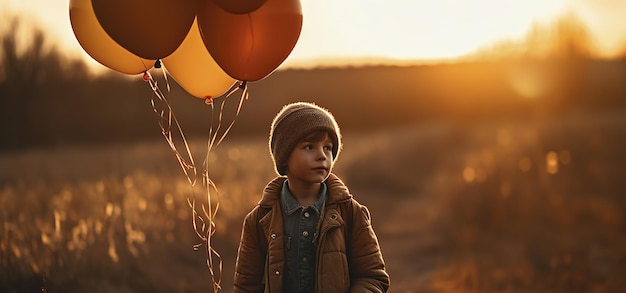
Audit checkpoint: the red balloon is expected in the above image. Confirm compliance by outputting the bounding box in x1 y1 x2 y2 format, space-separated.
198 0 302 81
92 0 199 60
210 0 267 14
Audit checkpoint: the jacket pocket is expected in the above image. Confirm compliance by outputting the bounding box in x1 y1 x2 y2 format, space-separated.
284 236 291 251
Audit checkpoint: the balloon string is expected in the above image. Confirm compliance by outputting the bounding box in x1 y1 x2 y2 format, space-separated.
200 102 222 292
145 70 228 291
145 71 197 186
200 81 248 292
156 59 172 93
145 73 249 292
200 173 223 292
208 81 248 152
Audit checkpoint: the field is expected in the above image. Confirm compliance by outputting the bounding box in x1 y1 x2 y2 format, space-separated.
1 110 626 292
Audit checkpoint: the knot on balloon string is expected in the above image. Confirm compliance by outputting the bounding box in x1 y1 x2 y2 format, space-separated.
237 81 249 101
143 71 152 82
205 97 214 105
154 59 162 69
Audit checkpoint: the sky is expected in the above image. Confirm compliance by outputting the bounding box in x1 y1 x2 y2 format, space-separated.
2 0 626 71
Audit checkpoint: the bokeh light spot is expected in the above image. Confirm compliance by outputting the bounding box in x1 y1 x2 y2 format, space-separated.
105 202 114 216
164 193 175 211
228 148 241 161
138 197 148 211
463 166 476 183
546 151 559 174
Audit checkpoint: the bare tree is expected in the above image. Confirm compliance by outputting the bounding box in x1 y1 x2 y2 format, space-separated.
0 16 91 148
1 18 51 147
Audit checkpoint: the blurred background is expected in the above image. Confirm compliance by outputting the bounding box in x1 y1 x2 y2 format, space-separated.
1 0 626 292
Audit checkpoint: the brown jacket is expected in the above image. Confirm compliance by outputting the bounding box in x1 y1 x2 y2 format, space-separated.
233 173 389 293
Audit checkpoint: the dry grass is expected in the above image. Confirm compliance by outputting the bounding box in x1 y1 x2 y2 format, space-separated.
1 111 625 292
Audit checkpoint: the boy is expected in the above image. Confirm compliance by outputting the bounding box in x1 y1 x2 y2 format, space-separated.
234 102 389 292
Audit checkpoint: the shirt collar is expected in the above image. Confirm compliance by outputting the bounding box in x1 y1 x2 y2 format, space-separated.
280 180 327 216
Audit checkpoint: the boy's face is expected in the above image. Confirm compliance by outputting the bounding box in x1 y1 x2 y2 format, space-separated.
285 132 334 185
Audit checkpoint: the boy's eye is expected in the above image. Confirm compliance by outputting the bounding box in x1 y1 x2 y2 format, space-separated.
324 145 332 151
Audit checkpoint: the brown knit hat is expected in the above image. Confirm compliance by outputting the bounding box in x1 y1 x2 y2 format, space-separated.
269 102 342 176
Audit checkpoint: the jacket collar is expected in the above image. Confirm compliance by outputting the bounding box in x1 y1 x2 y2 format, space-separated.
258 173 352 207
280 180 327 215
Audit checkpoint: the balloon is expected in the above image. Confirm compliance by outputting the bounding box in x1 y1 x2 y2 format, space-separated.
162 19 236 99
91 0 199 60
210 0 267 14
198 0 302 81
69 0 154 74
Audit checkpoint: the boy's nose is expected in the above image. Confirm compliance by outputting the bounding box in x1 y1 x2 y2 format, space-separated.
316 148 327 160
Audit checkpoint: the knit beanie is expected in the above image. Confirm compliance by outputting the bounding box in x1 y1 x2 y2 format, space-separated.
269 102 342 176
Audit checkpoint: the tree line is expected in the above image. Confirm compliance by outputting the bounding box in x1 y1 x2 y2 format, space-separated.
1 15 625 150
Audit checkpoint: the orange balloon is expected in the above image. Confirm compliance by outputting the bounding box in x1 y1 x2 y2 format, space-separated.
162 19 236 99
69 0 154 74
210 0 267 14
198 0 302 81
92 0 199 60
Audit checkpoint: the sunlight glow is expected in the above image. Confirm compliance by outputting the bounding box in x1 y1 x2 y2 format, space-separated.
289 0 570 64
571 0 626 57
509 64 547 99
3 0 626 70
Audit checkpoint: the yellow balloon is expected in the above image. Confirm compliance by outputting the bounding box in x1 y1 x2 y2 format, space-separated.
162 19 236 99
69 0 154 75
